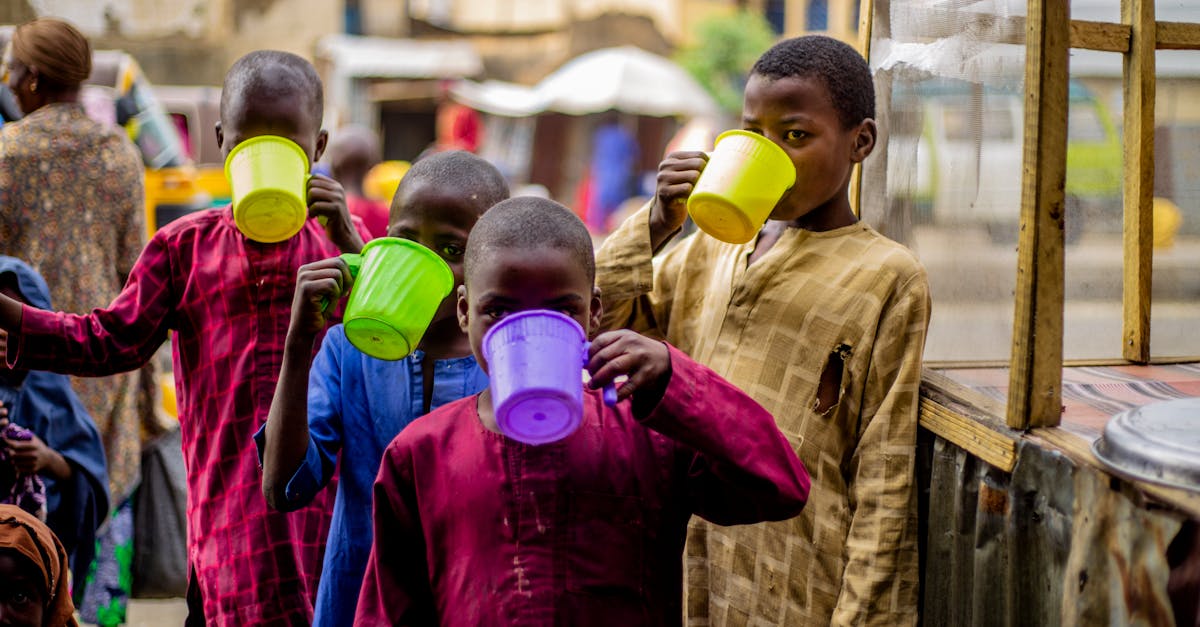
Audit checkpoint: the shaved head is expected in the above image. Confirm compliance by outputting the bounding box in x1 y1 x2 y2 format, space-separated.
465 196 595 287
327 125 382 190
220 50 323 129
392 150 509 220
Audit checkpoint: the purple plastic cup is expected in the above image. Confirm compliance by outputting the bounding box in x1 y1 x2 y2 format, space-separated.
481 310 616 445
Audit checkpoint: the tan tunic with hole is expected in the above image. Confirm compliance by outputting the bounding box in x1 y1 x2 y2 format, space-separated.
596 205 930 626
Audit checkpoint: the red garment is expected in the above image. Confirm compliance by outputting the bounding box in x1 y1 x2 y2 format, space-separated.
354 344 810 626
346 194 389 241
9 207 370 626
435 102 482 153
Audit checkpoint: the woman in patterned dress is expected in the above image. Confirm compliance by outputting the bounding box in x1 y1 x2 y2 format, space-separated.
0 18 158 621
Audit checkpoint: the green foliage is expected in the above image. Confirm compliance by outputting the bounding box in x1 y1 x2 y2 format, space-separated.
676 11 777 113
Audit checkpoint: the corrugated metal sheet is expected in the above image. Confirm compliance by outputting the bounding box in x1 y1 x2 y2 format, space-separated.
921 434 1187 626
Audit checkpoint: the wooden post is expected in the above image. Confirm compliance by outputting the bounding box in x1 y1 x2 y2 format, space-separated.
1006 0 1070 429
1121 0 1156 363
850 0 875 217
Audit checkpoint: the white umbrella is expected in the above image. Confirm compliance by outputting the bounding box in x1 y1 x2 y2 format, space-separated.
534 46 719 117
450 46 719 118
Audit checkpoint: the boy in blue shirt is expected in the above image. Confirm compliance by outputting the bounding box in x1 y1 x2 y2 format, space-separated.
257 150 509 626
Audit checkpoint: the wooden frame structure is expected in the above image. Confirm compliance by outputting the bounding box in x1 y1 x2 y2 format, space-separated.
1006 0 1200 429
854 0 1200 513
856 3 1200 618
857 0 1200 432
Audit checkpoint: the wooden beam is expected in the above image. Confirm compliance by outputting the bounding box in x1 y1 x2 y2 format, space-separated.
1122 0 1155 363
1070 20 1131 52
850 0 876 217
1007 0 1069 430
920 398 1018 472
1156 21 1200 50
921 368 1007 419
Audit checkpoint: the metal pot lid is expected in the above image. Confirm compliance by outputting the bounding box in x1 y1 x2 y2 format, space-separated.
1091 397 1200 492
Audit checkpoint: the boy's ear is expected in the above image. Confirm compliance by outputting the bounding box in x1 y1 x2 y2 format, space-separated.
587 286 603 336
851 118 877 163
313 129 330 164
214 121 224 150
456 285 470 333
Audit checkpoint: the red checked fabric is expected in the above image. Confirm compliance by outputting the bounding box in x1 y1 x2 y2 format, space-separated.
12 207 367 625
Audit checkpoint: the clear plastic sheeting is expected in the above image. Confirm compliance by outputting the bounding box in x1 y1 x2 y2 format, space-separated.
1062 51 1125 360
1151 50 1200 359
867 0 1200 362
865 0 1030 363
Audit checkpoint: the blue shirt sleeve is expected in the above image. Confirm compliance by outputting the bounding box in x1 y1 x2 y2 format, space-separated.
252 326 348 508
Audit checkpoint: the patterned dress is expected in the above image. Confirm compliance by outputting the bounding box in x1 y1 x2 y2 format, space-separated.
0 102 150 505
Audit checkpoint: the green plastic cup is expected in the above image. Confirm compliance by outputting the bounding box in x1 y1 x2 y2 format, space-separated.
225 135 310 243
338 238 454 361
686 130 796 244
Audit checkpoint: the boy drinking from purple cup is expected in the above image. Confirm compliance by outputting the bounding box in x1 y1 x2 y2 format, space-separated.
354 196 810 626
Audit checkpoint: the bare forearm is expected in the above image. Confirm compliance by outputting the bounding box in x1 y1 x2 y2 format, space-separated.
45 451 72 481
261 332 318 509
648 200 683 253
0 294 22 331
333 225 364 255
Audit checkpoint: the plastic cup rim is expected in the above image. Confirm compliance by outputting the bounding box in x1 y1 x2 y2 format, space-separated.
358 237 454 293
480 309 586 363
223 134 310 184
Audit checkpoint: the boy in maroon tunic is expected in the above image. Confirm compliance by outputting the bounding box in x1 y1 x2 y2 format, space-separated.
355 197 811 626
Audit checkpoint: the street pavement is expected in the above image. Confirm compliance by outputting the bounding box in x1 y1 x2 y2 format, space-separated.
911 225 1200 362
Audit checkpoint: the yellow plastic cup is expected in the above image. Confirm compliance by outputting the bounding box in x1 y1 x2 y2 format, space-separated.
337 238 454 360
225 135 311 243
686 130 796 244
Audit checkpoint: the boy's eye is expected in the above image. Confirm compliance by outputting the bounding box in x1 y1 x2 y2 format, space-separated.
784 129 807 141
484 307 509 320
441 244 465 258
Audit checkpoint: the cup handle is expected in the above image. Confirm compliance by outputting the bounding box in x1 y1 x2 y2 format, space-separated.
583 342 619 406
320 252 361 313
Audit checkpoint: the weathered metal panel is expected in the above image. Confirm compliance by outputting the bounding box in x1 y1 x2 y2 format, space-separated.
921 432 1189 626
1062 464 1182 626
1010 442 1075 627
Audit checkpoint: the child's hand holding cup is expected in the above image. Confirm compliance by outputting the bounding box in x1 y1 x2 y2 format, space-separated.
686 130 796 244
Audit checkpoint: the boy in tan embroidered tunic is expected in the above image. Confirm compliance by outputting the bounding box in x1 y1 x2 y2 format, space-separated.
596 35 931 626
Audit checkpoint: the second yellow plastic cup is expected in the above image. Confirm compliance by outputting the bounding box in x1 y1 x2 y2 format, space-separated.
225 135 310 243
686 130 796 244
339 238 454 361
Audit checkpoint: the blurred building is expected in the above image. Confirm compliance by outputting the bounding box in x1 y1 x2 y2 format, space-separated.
4 0 871 213
682 0 862 44
3 0 340 86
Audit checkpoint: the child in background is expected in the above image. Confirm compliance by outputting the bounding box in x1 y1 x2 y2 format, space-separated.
327 125 391 240
354 197 810 626
0 50 369 625
0 256 108 597
258 150 509 627
596 35 931 625
0 504 80 627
